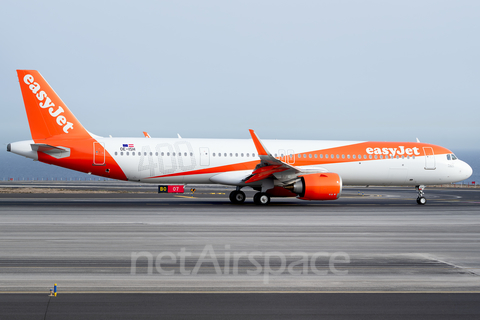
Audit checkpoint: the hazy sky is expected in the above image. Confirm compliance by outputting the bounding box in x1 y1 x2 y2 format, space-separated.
1 0 479 151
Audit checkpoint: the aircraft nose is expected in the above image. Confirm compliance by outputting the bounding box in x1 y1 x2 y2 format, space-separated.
460 160 473 180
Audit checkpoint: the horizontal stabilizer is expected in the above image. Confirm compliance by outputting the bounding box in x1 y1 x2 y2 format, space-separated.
31 143 70 159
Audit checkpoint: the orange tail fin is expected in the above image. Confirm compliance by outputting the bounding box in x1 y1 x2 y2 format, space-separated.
17 70 90 141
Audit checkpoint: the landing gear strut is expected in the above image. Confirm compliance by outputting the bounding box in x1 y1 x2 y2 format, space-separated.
229 190 246 204
416 185 427 205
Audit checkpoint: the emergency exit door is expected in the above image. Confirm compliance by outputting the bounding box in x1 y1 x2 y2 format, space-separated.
93 142 105 165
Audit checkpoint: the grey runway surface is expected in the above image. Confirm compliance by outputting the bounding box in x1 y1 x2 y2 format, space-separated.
1 183 480 318
3 293 480 320
0 182 479 293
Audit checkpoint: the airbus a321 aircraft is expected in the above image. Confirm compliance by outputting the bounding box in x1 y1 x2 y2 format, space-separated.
8 70 473 205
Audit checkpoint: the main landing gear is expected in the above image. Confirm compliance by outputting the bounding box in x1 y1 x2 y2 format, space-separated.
229 190 246 204
229 190 271 205
416 185 427 205
253 192 270 205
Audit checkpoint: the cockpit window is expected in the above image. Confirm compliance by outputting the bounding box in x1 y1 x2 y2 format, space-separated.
451 154 458 160
446 154 451 161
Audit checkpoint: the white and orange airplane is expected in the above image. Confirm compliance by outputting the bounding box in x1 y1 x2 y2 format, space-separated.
8 70 473 205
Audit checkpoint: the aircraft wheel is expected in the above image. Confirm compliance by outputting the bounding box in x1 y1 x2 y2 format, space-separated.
254 192 270 205
416 197 427 205
229 190 246 204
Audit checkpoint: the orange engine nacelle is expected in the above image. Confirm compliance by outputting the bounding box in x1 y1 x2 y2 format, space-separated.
292 173 342 201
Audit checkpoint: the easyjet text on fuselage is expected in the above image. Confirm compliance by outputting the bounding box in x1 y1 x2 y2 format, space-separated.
365 146 421 157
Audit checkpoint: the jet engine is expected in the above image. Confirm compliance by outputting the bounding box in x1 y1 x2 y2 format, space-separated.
287 173 342 200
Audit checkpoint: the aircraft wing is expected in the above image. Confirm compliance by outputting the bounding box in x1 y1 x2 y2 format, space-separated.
246 130 325 184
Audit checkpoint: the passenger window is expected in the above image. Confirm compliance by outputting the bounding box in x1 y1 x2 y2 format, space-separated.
241 153 244 157
235 153 238 157
325 154 329 159
369 155 372 159
120 152 123 156
309 154 312 158
314 154 318 158
374 155 377 159
331 154 334 159
352 155 356 159
320 154 323 158
115 152 118 155
363 155 367 159
213 153 215 157
342 154 345 159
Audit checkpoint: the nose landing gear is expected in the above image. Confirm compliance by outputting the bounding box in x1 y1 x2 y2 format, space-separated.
416 185 427 205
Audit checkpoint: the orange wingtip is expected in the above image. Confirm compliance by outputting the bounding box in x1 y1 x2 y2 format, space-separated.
249 129 269 156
